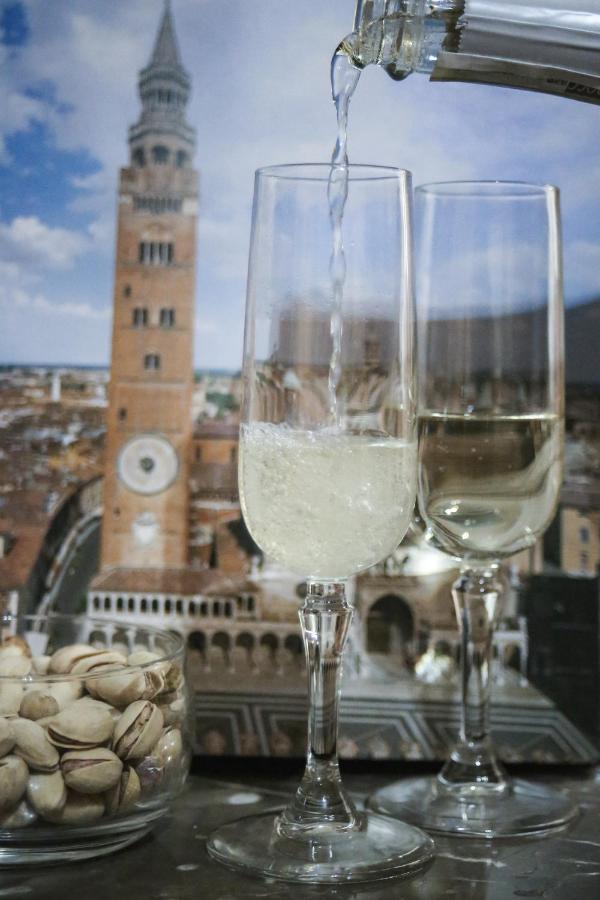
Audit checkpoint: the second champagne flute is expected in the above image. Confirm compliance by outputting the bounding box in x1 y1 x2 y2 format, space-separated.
369 180 578 838
206 164 434 882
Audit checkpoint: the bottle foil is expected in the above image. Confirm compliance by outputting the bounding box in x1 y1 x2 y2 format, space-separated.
433 0 600 104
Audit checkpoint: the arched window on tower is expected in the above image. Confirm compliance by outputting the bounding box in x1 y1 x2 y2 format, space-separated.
144 353 161 371
152 145 170 165
176 150 188 169
160 308 175 328
133 307 148 327
139 242 174 266
132 148 145 168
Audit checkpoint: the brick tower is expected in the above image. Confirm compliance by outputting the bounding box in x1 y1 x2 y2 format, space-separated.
100 0 197 571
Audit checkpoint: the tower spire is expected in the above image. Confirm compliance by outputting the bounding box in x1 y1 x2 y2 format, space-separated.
129 0 195 163
150 0 182 69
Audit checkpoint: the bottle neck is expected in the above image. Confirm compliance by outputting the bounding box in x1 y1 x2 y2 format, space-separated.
350 0 600 104
352 0 453 76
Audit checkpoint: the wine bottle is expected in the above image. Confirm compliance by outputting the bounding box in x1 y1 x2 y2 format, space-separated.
345 0 600 104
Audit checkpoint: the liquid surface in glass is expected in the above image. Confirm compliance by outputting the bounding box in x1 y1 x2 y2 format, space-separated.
240 423 416 579
418 412 562 560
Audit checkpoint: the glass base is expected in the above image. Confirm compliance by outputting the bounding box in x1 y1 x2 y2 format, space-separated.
0 825 151 866
369 777 578 839
206 810 435 884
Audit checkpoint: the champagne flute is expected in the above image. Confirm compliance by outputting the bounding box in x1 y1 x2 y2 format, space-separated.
206 164 434 882
370 181 578 837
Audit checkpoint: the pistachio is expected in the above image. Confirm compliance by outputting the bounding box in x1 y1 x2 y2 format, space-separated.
0 717 15 756
164 662 184 693
0 636 31 658
26 770 67 819
0 755 28 813
135 756 163 794
47 704 114 750
145 667 166 698
113 701 163 761
0 799 37 828
31 655 51 675
61 748 123 794
46 679 83 709
128 650 171 676
105 766 141 816
156 694 185 727
48 644 97 675
12 719 59 772
70 650 128 677
46 789 104 825
71 696 122 725
0 682 23 716
19 690 60 722
155 727 183 771
91 668 160 707
33 715 55 731
0 655 32 677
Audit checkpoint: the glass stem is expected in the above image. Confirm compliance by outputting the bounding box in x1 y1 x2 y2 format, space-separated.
439 562 508 792
277 580 361 838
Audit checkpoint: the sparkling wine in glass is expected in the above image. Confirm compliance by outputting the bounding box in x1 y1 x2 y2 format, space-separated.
207 164 434 882
370 181 578 838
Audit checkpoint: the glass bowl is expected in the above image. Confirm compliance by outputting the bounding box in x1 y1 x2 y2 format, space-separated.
0 613 190 865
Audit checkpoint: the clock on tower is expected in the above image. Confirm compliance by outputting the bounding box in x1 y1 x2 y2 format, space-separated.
99 0 197 570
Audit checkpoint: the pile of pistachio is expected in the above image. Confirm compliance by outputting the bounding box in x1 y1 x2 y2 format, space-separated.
0 636 186 828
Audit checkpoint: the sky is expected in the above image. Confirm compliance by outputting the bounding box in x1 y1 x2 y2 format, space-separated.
0 0 599 369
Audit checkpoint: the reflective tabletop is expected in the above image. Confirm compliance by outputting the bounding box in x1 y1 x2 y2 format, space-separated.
3 762 599 899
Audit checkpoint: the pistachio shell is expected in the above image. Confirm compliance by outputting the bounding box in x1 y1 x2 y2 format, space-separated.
26 770 67 819
74 696 121 718
0 636 31 658
0 682 23 716
105 766 141 816
155 727 183 770
70 650 128 676
128 651 171 676
0 799 37 828
48 644 97 675
31 655 51 675
61 748 123 794
12 719 59 772
0 718 15 757
0 755 28 813
19 690 60 722
0 655 32 677
91 669 158 707
46 790 104 825
156 694 185 727
135 756 164 794
164 662 184 693
113 701 163 761
47 704 114 750
46 679 83 709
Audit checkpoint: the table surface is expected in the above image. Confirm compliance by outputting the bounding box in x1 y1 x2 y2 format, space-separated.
3 762 600 899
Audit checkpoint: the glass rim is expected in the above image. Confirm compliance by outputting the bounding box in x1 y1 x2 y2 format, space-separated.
255 163 411 183
416 180 558 200
0 612 184 682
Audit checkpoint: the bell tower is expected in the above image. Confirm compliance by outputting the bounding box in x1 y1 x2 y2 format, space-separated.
100 0 197 570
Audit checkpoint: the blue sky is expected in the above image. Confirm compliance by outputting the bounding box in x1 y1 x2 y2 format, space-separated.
0 0 599 368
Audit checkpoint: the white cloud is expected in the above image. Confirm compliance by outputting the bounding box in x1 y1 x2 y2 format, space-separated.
0 216 88 269
0 0 597 367
11 289 109 321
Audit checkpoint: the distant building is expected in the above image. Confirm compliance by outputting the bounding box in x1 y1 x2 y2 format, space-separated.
96 1 197 575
